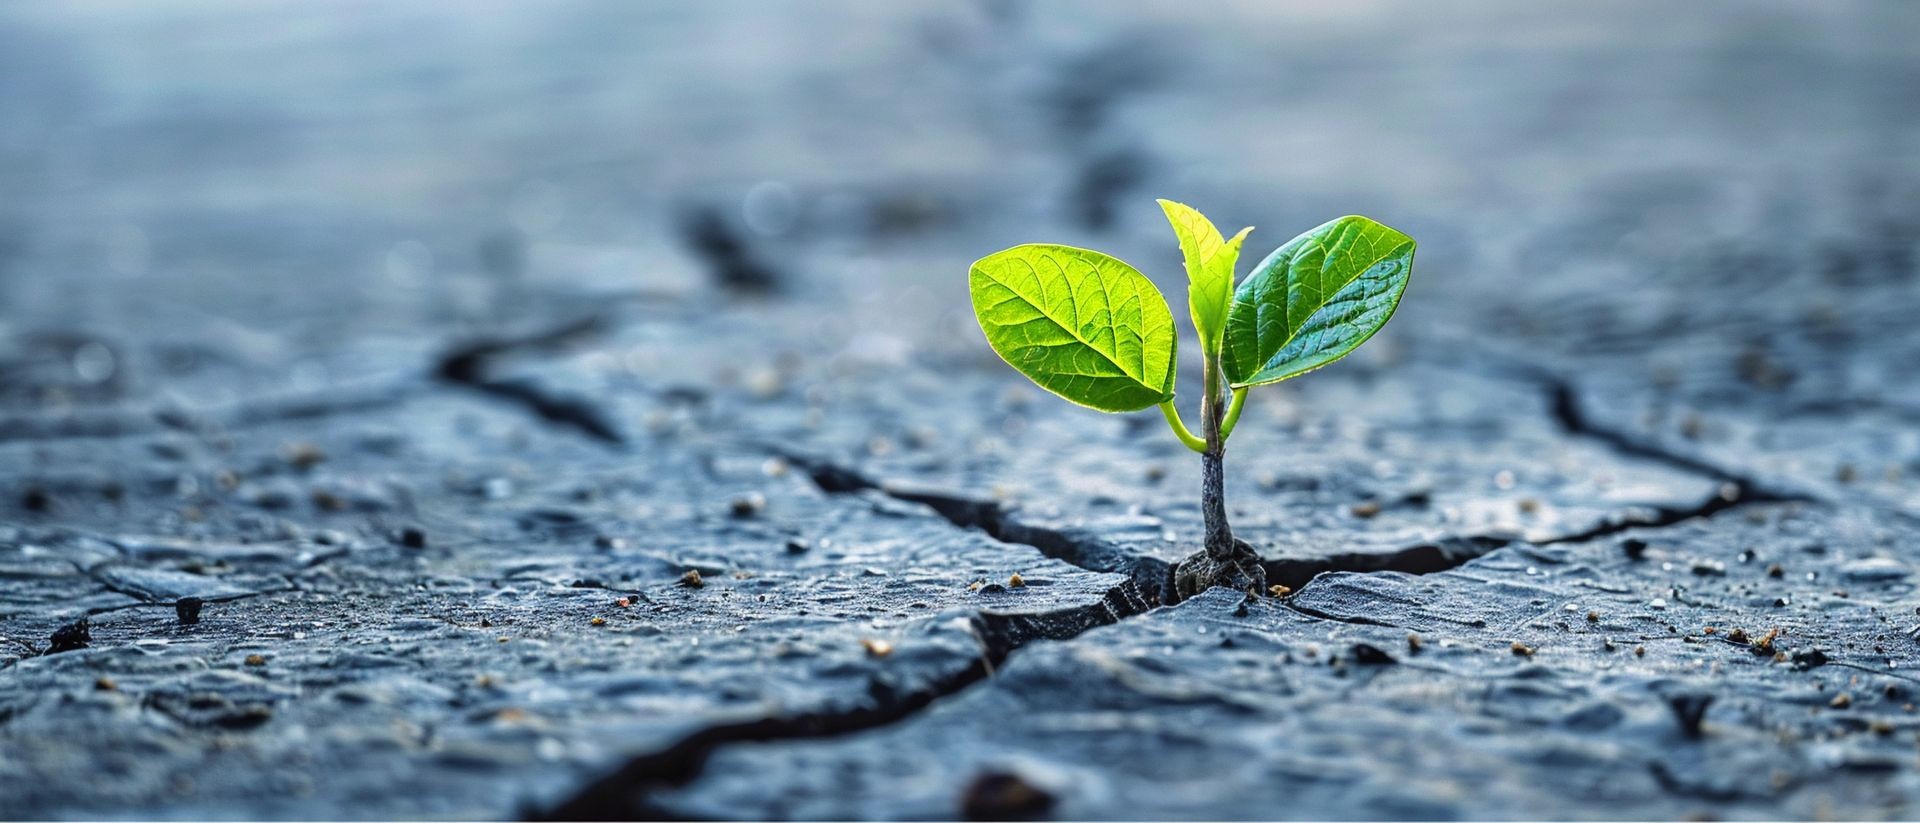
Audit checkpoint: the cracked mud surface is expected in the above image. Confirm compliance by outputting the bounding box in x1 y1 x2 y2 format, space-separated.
4 2 1920 819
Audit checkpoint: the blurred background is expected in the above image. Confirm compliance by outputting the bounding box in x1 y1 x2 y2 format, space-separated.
4 0 1917 393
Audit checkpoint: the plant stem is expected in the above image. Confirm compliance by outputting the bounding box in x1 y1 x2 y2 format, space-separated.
1219 386 1247 440
1199 354 1235 558
1158 398 1206 454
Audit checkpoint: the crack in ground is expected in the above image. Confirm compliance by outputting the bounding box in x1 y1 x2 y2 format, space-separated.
434 315 624 444
539 537 1152 820
776 449 1175 602
537 448 1158 819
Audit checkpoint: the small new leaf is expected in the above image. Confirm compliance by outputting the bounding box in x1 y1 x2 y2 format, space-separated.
1158 199 1253 358
1222 215 1415 388
969 244 1177 412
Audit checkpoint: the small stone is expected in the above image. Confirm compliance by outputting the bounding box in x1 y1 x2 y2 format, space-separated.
1690 559 1726 576
1350 643 1396 665
680 570 705 588
496 637 510 644
46 618 90 654
1586 610 1600 623
589 617 606 626
1510 641 1535 657
1831 693 1853 709
967 581 984 592
399 527 428 549
1726 628 1749 644
960 771 1055 821
1621 538 1649 560
861 638 893 657
1668 693 1714 737
20 486 50 512
784 539 810 554
1517 497 1540 514
1407 633 1422 653
1268 584 1292 598
615 598 632 608
282 442 326 469
94 677 117 691
1008 573 1025 589
175 597 204 626
1350 500 1382 518
1634 645 1646 657
729 493 766 518
244 654 266 666
1767 563 1785 578
1792 648 1830 670
1872 720 1896 735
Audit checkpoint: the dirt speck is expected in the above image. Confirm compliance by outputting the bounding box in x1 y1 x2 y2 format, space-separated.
961 770 1055 821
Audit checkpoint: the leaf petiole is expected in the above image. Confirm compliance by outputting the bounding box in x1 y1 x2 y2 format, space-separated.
1219 386 1248 441
1158 399 1208 454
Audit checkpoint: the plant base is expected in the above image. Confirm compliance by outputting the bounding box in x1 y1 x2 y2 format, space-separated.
1169 538 1267 604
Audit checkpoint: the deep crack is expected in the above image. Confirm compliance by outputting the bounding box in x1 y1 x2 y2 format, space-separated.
434 316 624 444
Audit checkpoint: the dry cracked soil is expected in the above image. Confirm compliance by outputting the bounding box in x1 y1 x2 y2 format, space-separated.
2 2 1920 820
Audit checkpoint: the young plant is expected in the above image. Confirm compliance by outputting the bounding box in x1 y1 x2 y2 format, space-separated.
968 200 1415 602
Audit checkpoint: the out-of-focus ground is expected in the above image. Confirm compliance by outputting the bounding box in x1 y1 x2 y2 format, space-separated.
2 2 1919 819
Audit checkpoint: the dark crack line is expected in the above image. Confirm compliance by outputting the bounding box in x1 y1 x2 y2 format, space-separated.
774 448 1174 602
539 540 1153 821
534 449 1160 819
434 315 624 444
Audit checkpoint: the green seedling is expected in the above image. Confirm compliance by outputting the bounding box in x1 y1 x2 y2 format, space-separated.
968 200 1415 601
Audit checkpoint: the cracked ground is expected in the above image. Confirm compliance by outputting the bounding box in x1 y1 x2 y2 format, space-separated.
4 2 1920 820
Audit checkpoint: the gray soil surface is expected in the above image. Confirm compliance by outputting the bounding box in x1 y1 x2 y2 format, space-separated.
2 2 1919 819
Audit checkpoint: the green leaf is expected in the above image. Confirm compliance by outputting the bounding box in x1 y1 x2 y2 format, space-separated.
1222 215 1415 388
1158 199 1253 357
969 244 1177 412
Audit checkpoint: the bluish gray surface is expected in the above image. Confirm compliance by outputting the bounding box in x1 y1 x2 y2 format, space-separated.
2 2 1918 819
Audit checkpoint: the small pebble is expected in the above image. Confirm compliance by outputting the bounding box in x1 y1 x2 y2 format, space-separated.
728 493 766 518
680 570 705 588
861 638 893 657
1510 641 1535 657
1350 500 1381 518
1831 693 1853 709
95 677 117 691
1008 573 1025 589
961 771 1055 821
589 617 606 626
175 597 204 626
399 527 428 549
46 618 91 655
1268 584 1292 598
244 654 266 666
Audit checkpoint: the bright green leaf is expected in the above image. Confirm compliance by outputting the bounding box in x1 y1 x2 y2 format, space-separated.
969 244 1177 412
1158 199 1253 358
1222 215 1415 388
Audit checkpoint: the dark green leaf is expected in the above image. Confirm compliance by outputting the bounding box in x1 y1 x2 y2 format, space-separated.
1222 216 1415 387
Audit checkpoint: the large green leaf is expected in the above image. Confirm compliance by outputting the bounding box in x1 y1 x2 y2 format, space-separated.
1158 199 1253 358
1222 215 1415 388
969 244 1177 412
